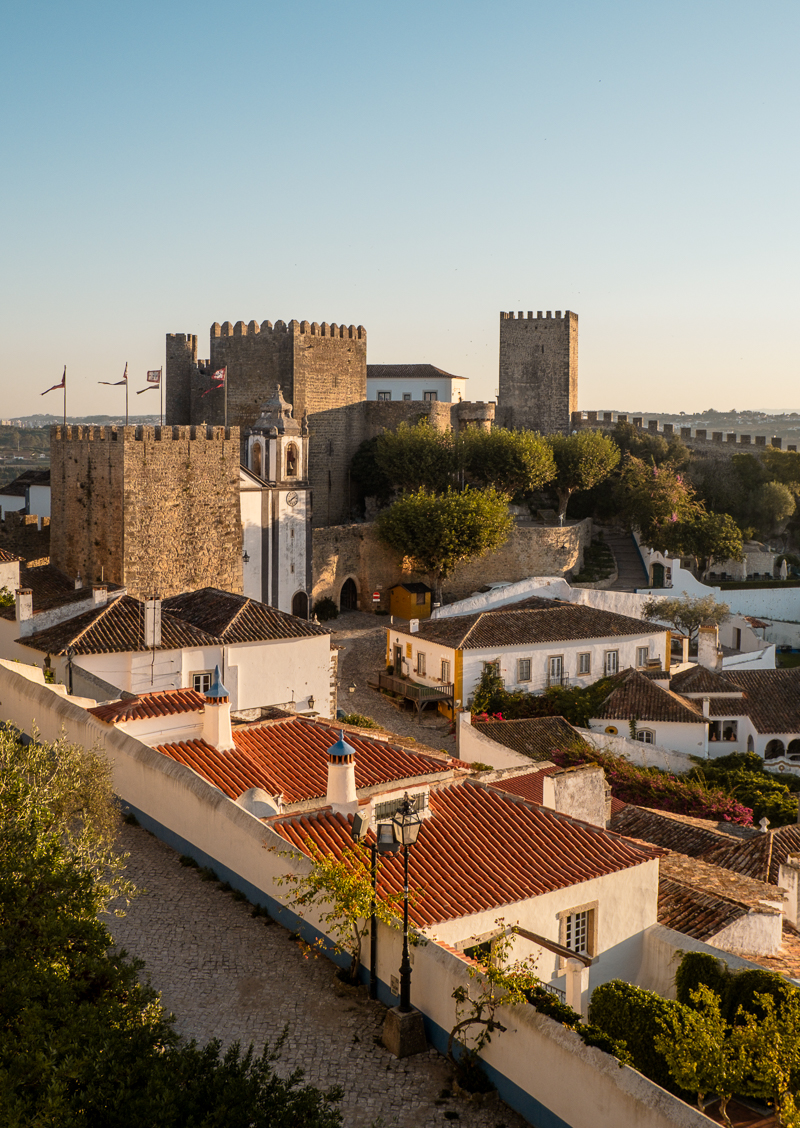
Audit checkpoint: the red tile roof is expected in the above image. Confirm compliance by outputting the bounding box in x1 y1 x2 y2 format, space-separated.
407 597 664 650
486 766 560 805
157 717 454 805
272 780 662 927
471 715 593 761
367 363 466 382
89 688 207 723
0 563 125 621
0 547 21 563
594 668 704 724
658 878 748 941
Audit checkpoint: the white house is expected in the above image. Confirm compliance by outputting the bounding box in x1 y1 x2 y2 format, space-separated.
0 548 20 594
387 596 670 715
13 587 336 717
0 469 51 520
366 364 467 403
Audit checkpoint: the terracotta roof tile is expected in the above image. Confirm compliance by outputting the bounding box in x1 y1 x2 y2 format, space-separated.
367 364 466 382
670 666 745 695
486 766 560 805
89 688 206 723
272 780 662 927
471 715 593 761
409 598 664 650
163 588 330 643
0 563 125 621
610 804 756 855
659 852 784 912
18 594 218 655
594 668 704 724
0 469 51 497
714 670 800 734
0 547 21 563
157 717 454 805
658 878 748 940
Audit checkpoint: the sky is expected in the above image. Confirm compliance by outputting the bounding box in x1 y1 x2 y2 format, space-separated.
2 0 798 418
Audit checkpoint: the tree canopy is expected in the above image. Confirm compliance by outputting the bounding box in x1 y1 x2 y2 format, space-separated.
372 420 456 494
549 431 621 519
457 427 556 498
642 593 730 648
376 487 513 600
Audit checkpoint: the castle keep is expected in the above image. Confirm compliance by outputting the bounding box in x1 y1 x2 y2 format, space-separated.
50 424 242 600
497 310 578 435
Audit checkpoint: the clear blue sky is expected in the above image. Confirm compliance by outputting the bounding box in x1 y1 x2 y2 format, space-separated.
2 0 798 417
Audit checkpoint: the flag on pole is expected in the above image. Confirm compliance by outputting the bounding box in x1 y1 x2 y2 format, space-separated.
137 369 162 394
41 366 66 396
201 366 227 397
99 362 128 386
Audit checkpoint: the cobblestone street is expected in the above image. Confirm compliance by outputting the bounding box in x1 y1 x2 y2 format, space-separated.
330 611 456 753
109 823 531 1128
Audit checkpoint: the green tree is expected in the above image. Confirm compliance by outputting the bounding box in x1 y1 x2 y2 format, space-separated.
761 448 800 496
276 837 403 983
615 455 701 553
374 420 457 494
549 431 621 519
642 593 730 650
376 487 513 601
611 421 692 469
755 480 796 535
681 511 744 575
457 427 556 498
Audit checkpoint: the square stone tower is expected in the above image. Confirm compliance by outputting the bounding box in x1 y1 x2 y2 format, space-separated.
497 310 578 434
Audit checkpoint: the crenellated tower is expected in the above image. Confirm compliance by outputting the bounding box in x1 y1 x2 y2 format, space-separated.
497 310 578 435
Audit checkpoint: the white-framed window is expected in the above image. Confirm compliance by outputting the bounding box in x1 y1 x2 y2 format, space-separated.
192 671 213 694
416 652 426 676
441 658 451 683
423 391 437 402
558 901 598 959
578 652 591 676
636 646 649 668
636 729 656 744
517 658 531 682
604 650 619 676
377 390 391 401
547 655 563 685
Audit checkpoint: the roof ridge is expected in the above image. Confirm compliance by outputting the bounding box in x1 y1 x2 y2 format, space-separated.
219 596 251 638
64 596 126 650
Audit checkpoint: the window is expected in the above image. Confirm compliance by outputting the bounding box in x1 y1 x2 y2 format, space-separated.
423 391 438 402
483 660 500 678
558 901 598 959
403 393 412 402
415 591 426 605
416 652 426 676
604 650 619 676
441 658 451 684
377 391 391 401
636 729 655 744
636 647 649 668
578 652 591 676
192 671 213 694
547 655 563 685
518 658 531 682
710 720 738 743
285 443 298 477
734 628 742 649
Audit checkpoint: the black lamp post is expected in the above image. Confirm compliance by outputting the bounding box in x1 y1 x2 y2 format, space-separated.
392 794 422 1013
352 811 398 1000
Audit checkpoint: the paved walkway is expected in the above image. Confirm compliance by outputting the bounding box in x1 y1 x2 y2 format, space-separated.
109 823 531 1128
331 612 455 752
603 530 649 592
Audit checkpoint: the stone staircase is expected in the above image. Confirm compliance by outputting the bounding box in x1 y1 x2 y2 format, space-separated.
602 529 649 592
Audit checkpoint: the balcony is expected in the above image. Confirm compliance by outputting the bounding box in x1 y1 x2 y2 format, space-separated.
376 672 455 722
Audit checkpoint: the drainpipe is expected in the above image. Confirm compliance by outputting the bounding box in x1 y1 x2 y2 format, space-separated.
702 696 710 758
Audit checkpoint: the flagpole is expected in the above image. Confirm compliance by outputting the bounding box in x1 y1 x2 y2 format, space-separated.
125 362 129 426
160 368 163 427
63 366 67 426
224 367 228 429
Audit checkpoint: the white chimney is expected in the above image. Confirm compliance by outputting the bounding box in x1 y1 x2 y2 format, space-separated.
202 665 235 752
92 584 108 607
541 764 607 827
74 572 83 591
144 596 162 648
15 587 33 636
697 624 722 671
326 730 358 816
409 619 419 634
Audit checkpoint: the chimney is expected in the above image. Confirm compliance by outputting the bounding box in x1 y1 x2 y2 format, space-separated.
74 572 83 591
541 764 607 828
15 587 33 637
202 665 235 752
144 595 162 648
697 623 722 672
326 730 358 816
92 584 108 607
409 619 419 634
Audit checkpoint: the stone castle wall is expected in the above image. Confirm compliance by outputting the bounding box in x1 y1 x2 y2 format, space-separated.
0 512 50 566
362 399 495 442
571 411 796 453
50 425 242 599
312 519 591 612
497 310 578 435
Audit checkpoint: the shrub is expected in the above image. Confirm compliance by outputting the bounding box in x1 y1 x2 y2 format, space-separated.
338 713 379 729
675 952 729 1007
314 597 339 622
723 969 797 1025
589 980 689 1094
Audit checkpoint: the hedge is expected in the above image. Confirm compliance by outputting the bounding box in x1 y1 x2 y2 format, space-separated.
588 980 688 1095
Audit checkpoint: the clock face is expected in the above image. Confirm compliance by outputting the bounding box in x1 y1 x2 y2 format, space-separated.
286 491 299 507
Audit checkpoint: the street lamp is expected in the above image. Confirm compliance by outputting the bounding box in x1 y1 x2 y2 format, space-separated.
392 794 422 1013
351 811 398 1000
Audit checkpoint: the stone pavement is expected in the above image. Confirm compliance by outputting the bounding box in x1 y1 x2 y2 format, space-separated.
109 822 532 1128
331 611 456 752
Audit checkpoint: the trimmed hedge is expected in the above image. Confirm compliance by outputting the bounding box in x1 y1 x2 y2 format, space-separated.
526 986 631 1063
588 980 688 1095
676 951 798 1024
675 952 728 1007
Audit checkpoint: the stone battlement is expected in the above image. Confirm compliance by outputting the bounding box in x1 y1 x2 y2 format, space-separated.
50 424 239 443
571 412 796 452
500 310 575 321
210 319 366 340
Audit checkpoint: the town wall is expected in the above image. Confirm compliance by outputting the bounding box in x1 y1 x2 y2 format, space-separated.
312 519 591 611
571 411 797 453
362 398 495 442
0 512 50 566
497 310 578 435
49 425 242 599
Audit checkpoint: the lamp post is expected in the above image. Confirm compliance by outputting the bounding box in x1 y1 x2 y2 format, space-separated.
392 794 422 1013
351 811 398 1000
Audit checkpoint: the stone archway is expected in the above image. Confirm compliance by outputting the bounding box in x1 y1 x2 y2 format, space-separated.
340 578 358 612
765 738 785 760
292 591 309 619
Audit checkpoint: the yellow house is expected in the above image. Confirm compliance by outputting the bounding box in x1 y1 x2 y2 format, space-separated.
389 582 432 621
